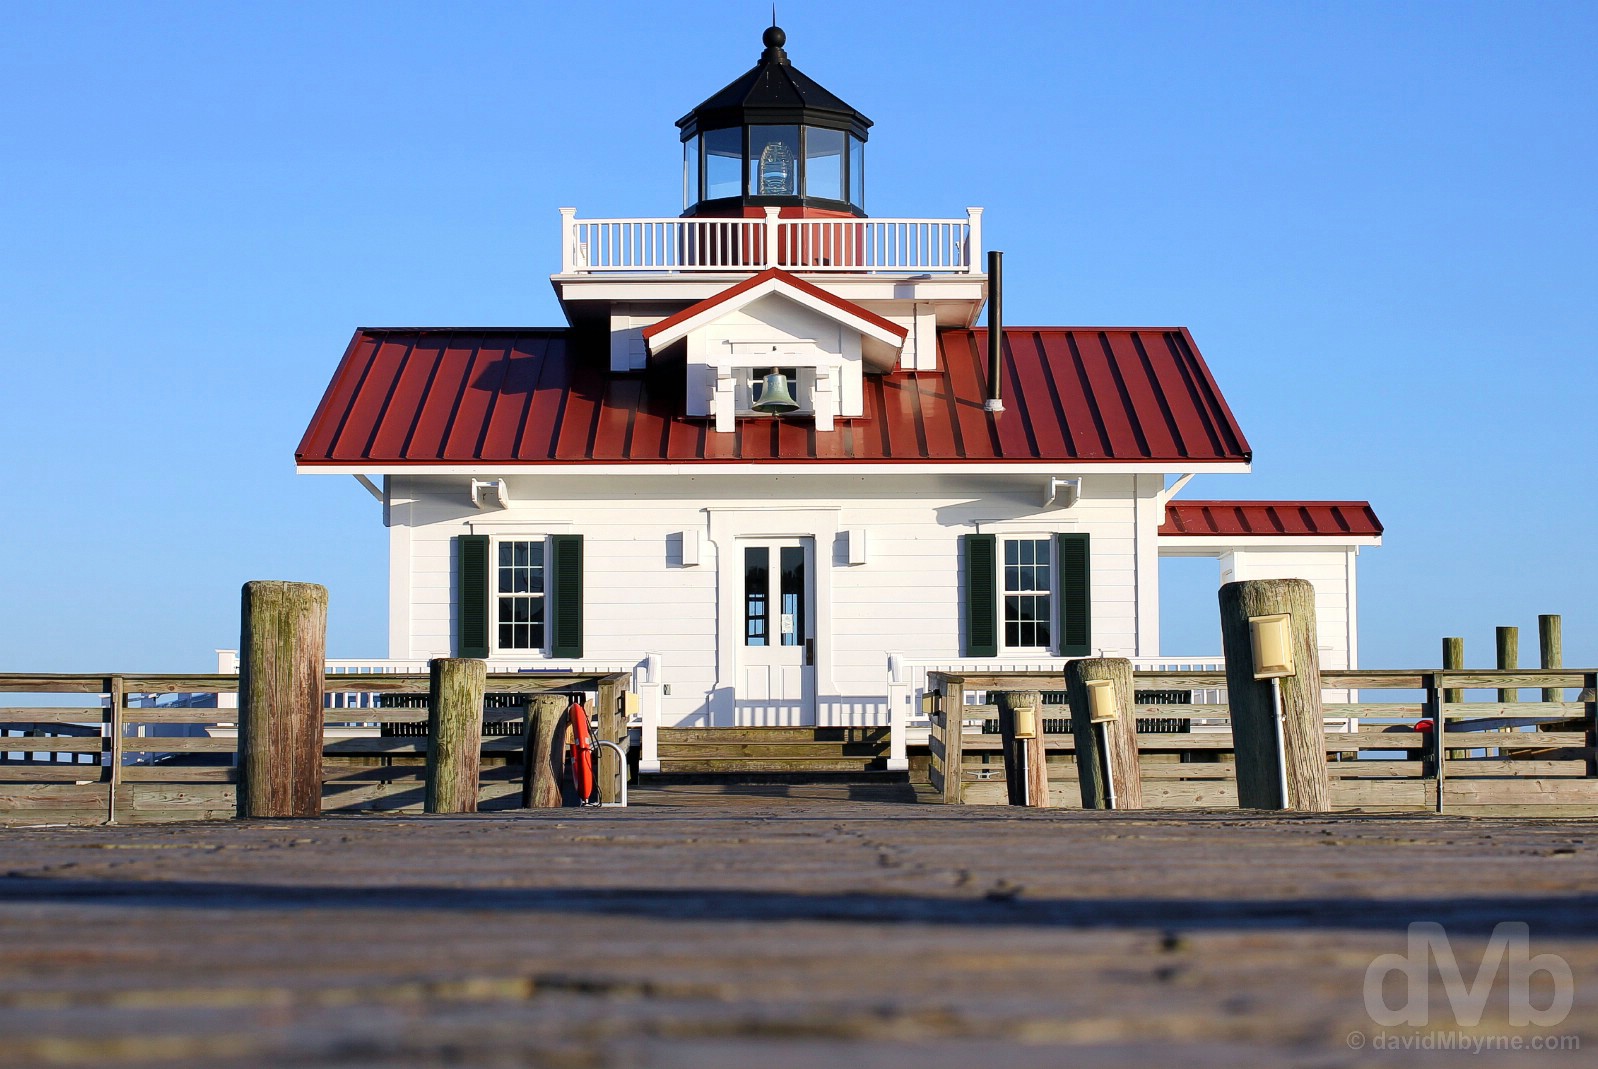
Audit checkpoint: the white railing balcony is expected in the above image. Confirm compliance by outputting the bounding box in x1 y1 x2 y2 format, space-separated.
558 206 984 275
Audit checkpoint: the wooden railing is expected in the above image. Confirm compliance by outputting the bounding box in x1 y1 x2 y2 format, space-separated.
559 207 983 275
0 672 629 825
927 669 1598 814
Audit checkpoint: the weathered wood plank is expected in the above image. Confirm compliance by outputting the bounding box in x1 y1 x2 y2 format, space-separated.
120 738 239 753
120 767 240 783
953 673 1061 691
1443 778 1598 803
1442 702 1586 719
0 767 105 783
0 707 106 722
0 738 103 753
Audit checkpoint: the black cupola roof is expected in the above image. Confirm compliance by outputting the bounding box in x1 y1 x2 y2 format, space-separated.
676 26 872 141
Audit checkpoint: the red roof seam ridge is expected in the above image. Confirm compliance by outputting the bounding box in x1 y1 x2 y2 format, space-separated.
1173 328 1250 459
1095 331 1152 458
295 330 369 460
326 332 390 460
1129 331 1192 458
1064 332 1113 457
359 335 418 460
1149 331 1219 460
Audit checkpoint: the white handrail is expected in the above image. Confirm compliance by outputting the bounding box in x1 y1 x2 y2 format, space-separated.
557 208 984 275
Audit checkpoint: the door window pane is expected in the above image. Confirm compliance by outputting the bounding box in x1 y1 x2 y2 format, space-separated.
745 547 770 646
779 546 805 647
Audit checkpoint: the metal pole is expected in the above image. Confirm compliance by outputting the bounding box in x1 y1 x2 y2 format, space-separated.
595 741 628 807
1097 721 1117 810
1272 678 1290 810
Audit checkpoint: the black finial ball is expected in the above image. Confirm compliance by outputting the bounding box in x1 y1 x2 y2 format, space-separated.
763 25 786 49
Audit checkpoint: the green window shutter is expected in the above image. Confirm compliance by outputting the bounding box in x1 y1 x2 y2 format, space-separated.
1056 532 1091 657
549 534 584 659
963 533 998 658
457 535 490 659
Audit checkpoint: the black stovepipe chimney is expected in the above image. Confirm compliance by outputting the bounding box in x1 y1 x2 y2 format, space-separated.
985 250 1004 413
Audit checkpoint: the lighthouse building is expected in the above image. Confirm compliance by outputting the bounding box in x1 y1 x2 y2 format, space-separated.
295 27 1381 773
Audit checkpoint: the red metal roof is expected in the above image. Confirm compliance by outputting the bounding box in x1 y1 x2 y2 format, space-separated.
641 267 907 344
1161 501 1383 538
296 326 1251 467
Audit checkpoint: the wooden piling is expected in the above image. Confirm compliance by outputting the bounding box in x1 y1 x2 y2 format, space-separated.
594 677 626 804
423 658 485 814
1497 626 1519 704
935 677 966 804
994 691 1048 807
1442 637 1464 705
104 675 124 825
521 694 569 808
1218 579 1329 811
1540 615 1563 703
1065 658 1142 810
236 581 326 819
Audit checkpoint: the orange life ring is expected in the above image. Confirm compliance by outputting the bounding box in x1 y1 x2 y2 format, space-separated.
567 701 596 804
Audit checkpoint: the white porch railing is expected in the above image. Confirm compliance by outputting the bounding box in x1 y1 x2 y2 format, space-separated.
559 206 984 275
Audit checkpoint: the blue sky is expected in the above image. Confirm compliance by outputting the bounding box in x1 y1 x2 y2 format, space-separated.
3 0 1594 673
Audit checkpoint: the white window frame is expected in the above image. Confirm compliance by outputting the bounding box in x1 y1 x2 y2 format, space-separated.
492 536 549 656
999 535 1054 655
734 366 815 416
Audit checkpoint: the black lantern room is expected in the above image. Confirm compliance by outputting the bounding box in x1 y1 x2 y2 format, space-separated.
677 26 871 218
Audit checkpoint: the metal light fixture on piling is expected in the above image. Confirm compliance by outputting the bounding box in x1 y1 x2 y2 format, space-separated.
751 368 799 414
1011 694 1038 740
1248 613 1295 810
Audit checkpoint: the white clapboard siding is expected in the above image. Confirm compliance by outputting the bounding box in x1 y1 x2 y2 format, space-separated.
391 472 1155 726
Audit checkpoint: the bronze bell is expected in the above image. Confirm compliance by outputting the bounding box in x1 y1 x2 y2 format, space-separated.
751 368 800 414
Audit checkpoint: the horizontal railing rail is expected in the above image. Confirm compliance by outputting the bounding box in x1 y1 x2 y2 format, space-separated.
0 672 632 824
558 207 983 275
922 668 1598 813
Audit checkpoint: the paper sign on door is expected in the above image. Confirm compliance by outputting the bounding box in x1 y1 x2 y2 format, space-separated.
780 613 796 636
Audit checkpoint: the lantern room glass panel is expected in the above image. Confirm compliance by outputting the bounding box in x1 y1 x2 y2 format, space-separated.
704 127 742 201
849 135 865 209
683 135 700 210
748 125 800 197
804 127 845 201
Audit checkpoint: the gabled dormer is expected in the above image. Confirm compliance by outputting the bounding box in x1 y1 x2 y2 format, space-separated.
551 26 989 370
642 268 907 431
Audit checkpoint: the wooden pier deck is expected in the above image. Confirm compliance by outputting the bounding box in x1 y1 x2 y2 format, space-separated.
2 785 1595 1067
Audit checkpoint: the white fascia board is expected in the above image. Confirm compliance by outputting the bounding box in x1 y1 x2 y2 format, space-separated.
300 461 1253 478
645 278 907 353
1158 534 1382 551
554 275 987 302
